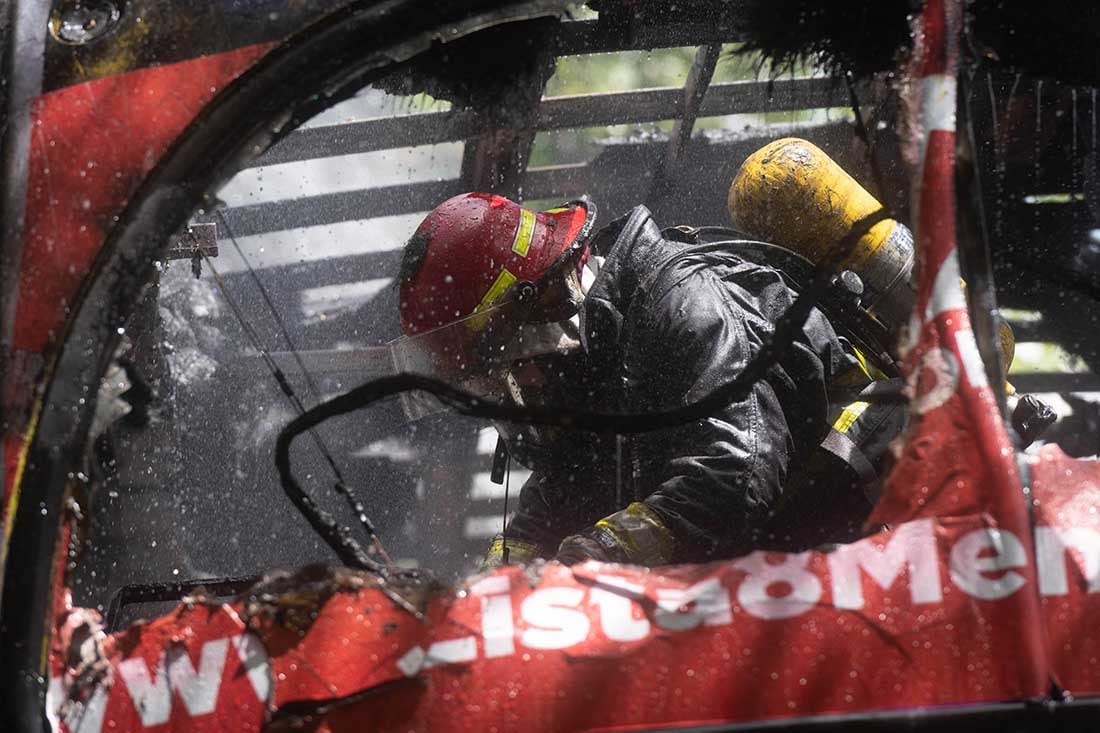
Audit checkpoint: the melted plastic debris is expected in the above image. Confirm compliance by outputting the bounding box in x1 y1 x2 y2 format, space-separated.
241 565 441 634
50 608 111 731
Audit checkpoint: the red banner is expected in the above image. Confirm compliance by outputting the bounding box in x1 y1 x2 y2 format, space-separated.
876 0 1047 696
48 512 1066 732
1031 446 1100 696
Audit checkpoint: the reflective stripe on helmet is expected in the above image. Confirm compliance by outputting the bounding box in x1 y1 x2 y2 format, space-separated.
468 268 518 332
511 208 536 257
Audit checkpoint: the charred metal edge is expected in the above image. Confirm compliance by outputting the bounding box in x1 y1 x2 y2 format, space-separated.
0 1 575 729
104 574 261 632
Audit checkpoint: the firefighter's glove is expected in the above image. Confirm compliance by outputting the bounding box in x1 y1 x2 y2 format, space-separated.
556 503 674 567
479 536 543 571
556 528 628 565
1012 394 1057 448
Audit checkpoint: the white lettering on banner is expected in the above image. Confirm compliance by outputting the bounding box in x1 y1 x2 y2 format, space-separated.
426 637 478 666
47 675 108 733
473 575 516 658
397 637 479 677
231 633 272 703
118 638 229 726
949 528 1028 600
954 329 990 389
923 248 966 323
592 575 650 641
655 577 734 629
912 347 959 415
829 519 943 609
118 656 170 727
1036 526 1100 596
110 633 269 728
396 646 427 676
46 677 63 733
520 587 590 649
57 522 1100 727
733 553 822 619
903 311 924 355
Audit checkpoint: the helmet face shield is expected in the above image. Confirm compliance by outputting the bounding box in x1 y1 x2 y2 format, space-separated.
387 296 584 423
392 299 520 381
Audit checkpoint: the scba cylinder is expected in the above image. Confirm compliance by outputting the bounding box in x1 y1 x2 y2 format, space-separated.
728 137 915 335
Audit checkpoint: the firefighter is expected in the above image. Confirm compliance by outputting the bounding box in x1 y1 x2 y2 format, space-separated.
396 141 915 568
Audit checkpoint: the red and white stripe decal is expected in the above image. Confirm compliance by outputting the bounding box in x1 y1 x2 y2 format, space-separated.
893 0 1049 694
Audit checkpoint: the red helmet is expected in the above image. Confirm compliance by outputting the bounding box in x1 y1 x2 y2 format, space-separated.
398 193 595 336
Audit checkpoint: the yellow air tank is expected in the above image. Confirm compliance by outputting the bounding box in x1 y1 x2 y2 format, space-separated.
729 137 1016 375
999 318 1015 373
728 137 915 335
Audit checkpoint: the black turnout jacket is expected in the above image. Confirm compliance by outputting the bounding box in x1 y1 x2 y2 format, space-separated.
504 205 892 564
